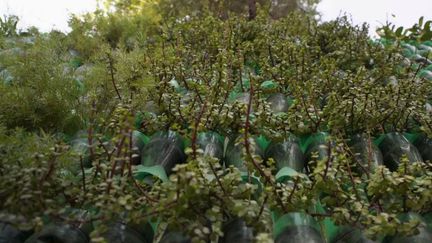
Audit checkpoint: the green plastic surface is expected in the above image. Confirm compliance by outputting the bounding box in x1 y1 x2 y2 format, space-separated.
300 132 330 153
315 201 339 243
134 165 169 183
261 80 278 90
240 171 263 195
273 212 321 239
256 135 271 152
275 166 301 183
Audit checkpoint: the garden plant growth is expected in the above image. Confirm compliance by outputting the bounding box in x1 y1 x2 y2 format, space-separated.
1 0 432 242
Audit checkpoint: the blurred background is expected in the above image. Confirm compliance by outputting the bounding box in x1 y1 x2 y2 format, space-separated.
0 0 431 35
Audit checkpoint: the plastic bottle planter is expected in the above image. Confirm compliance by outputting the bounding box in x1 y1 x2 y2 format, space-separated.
376 132 423 172
304 133 332 175
102 222 154 243
134 111 158 130
131 131 150 165
331 227 376 243
412 135 432 163
401 43 418 58
143 101 162 115
424 212 432 232
225 135 267 172
266 93 289 113
73 64 93 84
349 134 384 174
159 231 191 243
225 136 251 173
0 69 13 85
383 213 432 243
25 224 90 243
219 219 254 243
70 138 95 169
265 135 305 182
418 44 432 58
227 91 256 116
0 221 33 243
197 132 224 159
260 80 278 93
70 131 114 169
274 212 324 243
135 131 186 183
224 136 263 194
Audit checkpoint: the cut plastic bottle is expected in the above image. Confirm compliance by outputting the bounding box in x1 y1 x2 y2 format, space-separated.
219 219 254 243
274 213 324 243
378 132 423 171
141 131 186 175
265 135 305 173
349 134 384 174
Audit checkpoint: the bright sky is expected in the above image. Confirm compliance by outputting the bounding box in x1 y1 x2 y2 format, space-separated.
0 0 98 32
317 0 432 37
0 0 431 35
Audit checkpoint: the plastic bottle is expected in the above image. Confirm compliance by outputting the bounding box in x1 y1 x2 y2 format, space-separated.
274 213 324 243
219 219 254 243
378 132 423 171
141 131 186 175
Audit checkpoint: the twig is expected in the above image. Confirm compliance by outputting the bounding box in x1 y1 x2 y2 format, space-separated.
80 156 86 193
192 101 207 159
106 53 122 100
243 72 288 213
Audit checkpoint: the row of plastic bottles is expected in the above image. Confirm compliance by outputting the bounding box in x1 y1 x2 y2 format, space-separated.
21 89 429 242
18 124 430 242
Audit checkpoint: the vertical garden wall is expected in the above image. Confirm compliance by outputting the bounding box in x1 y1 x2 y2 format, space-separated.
0 1 432 242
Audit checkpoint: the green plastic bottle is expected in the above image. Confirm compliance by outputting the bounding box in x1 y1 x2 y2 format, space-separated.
349 134 384 174
25 224 89 243
197 132 224 159
384 213 432 243
141 131 186 175
274 212 324 243
377 132 423 171
304 133 332 174
131 131 149 165
266 93 289 113
413 134 432 162
219 219 254 243
331 226 377 243
265 135 305 173
0 221 33 243
102 222 154 243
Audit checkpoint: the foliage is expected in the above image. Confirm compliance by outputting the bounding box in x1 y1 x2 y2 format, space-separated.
0 15 19 37
377 16 432 42
0 4 431 243
0 32 83 134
